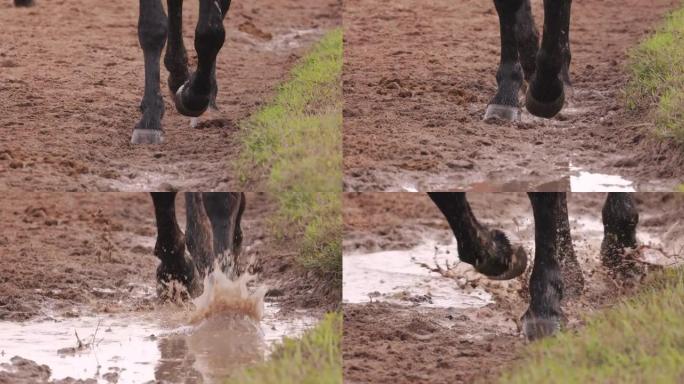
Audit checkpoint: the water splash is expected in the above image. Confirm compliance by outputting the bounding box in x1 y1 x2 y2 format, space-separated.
190 263 268 324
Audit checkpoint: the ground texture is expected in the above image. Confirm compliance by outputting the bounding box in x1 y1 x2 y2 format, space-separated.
343 0 683 191
0 0 340 191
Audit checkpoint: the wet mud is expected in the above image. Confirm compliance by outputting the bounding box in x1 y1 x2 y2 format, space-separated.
0 0 340 191
0 193 328 383
342 192 684 383
343 0 684 192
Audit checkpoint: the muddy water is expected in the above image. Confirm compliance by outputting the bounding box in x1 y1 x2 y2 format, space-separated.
343 208 678 311
0 267 316 384
343 238 493 308
0 304 315 383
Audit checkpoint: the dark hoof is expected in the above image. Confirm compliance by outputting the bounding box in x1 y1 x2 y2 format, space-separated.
522 311 562 341
131 129 164 145
484 104 521 122
174 83 209 118
475 230 528 280
156 262 202 300
525 87 565 118
489 245 528 280
14 0 34 6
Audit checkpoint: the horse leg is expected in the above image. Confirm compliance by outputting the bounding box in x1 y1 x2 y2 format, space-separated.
600 193 640 278
132 0 168 144
525 0 572 118
202 192 246 275
151 192 201 297
524 192 566 340
515 0 540 83
14 0 34 6
173 0 231 117
557 193 584 299
428 193 527 280
164 0 190 95
484 0 526 122
185 192 215 276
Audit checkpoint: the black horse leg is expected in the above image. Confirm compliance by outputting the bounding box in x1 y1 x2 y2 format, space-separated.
601 193 640 277
515 0 540 83
164 0 190 95
428 193 527 280
132 0 168 145
185 192 215 276
559 8 573 101
173 0 230 117
485 0 526 122
202 192 246 275
525 0 572 118
524 193 566 340
151 192 201 297
556 193 584 299
14 0 34 6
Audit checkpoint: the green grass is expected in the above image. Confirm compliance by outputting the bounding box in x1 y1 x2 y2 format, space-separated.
238 28 343 192
272 191 342 290
626 6 684 144
226 312 342 384
498 268 684 383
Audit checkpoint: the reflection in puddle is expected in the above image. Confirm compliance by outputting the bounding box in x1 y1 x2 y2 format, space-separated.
343 239 492 308
569 163 635 192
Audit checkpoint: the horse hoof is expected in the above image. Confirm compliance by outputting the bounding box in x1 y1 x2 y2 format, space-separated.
484 104 521 122
174 83 209 118
489 245 528 281
131 129 164 145
522 312 562 341
525 87 565 118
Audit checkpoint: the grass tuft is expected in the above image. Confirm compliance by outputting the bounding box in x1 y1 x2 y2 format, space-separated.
226 312 342 384
272 191 342 290
626 7 684 144
498 268 684 383
238 28 343 192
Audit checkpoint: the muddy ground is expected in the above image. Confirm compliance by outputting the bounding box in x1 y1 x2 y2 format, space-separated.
0 0 340 191
342 192 684 383
343 0 684 192
0 192 337 382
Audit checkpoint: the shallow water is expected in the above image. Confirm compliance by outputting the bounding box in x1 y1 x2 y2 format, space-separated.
343 238 493 308
0 303 315 384
569 163 636 192
0 266 316 384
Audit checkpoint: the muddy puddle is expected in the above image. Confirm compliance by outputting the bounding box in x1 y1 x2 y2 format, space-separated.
234 27 325 52
344 207 678 310
0 269 316 383
343 238 493 309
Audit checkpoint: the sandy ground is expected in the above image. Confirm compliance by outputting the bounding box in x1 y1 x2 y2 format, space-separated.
0 192 335 320
342 192 684 383
0 0 341 191
343 0 684 192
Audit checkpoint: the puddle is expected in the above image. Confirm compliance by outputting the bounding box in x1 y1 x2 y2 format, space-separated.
0 267 316 383
569 163 636 192
343 238 493 308
234 28 325 52
0 304 314 384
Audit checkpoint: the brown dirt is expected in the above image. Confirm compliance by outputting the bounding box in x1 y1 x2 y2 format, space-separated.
0 192 337 321
0 0 340 191
343 0 684 191
342 192 684 384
